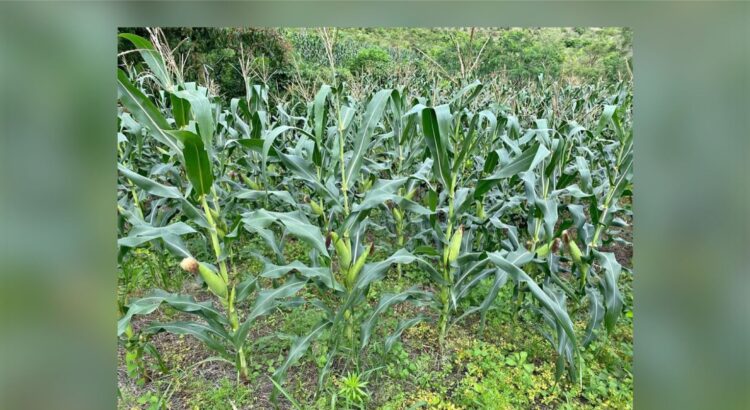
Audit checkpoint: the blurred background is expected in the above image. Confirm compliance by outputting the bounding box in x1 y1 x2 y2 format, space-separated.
0 1 748 409
116 26 632 101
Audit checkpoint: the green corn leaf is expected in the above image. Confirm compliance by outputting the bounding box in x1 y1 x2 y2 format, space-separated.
575 156 593 193
170 93 191 128
273 320 330 385
235 276 258 302
487 252 578 353
144 321 230 356
117 290 227 336
236 278 307 344
421 106 454 191
451 268 508 331
119 33 171 90
117 222 195 250
345 89 394 184
167 130 213 197
277 152 337 204
118 163 181 199
237 137 276 157
385 315 429 352
313 84 332 144
268 376 305 410
592 250 624 333
449 80 483 111
262 261 343 292
355 249 435 290
476 141 550 198
582 287 605 346
360 288 429 349
234 189 297 207
241 210 329 258
117 68 180 154
173 87 215 149
261 126 315 185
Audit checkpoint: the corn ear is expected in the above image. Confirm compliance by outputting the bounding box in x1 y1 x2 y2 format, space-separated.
310 199 325 216
241 174 261 190
330 231 352 269
445 226 464 264
198 262 228 299
392 207 403 222
405 188 417 201
537 238 561 258
567 238 583 265
348 243 371 286
475 200 485 219
536 242 551 257
228 286 239 329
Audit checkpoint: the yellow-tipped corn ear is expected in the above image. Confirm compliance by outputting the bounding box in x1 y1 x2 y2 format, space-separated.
180 257 228 299
198 263 228 299
445 226 464 264
330 232 352 269
310 199 325 216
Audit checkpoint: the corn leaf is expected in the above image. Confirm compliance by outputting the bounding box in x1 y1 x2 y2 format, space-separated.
167 130 213 196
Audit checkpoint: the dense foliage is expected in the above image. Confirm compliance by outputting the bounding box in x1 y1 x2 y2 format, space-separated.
117 28 633 409
118 27 632 102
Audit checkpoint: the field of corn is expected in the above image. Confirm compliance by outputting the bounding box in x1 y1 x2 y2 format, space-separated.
117 28 633 409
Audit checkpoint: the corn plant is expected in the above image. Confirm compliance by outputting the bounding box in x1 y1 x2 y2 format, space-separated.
470 84 633 379
116 34 306 381
248 84 439 395
116 29 633 400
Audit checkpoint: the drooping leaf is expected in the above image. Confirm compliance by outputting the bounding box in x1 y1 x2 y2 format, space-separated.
117 290 227 336
118 164 181 199
384 315 429 352
592 250 623 332
476 142 551 198
241 210 329 258
487 252 578 353
117 69 180 153
236 278 307 344
144 321 230 355
262 261 343 292
360 288 428 349
583 287 605 346
273 320 330 384
119 33 171 89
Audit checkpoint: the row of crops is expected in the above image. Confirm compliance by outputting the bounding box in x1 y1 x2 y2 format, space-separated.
117 32 632 407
